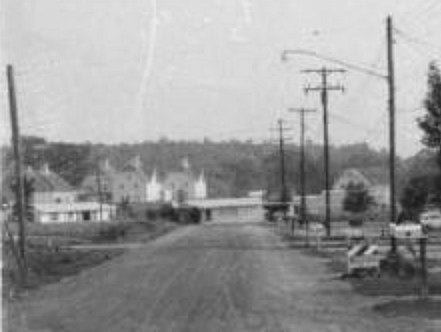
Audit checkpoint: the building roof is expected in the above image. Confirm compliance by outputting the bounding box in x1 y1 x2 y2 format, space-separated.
114 169 148 183
122 155 143 172
335 167 389 187
187 197 262 208
34 202 114 213
99 159 116 174
1 164 73 199
26 166 74 192
356 166 389 186
80 172 114 192
163 171 195 187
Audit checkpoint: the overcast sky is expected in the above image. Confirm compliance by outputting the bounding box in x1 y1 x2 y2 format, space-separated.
1 0 440 157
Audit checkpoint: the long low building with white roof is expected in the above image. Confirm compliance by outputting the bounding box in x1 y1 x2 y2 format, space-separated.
34 202 116 223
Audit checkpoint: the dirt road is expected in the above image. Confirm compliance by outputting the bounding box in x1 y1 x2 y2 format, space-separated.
6 221 438 331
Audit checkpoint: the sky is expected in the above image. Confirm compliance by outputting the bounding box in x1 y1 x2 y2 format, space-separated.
1 0 440 157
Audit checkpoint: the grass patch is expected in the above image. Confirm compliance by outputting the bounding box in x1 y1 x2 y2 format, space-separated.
321 249 441 297
3 219 179 298
373 299 441 320
3 246 123 298
6 220 135 241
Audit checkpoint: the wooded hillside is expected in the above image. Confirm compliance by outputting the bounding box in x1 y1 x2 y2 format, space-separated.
2 136 436 198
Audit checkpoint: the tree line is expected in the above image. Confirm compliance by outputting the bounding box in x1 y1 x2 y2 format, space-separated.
0 135 413 199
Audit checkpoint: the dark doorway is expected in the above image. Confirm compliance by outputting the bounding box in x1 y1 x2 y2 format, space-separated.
82 211 91 221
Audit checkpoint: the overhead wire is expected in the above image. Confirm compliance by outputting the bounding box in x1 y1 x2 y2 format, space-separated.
394 28 441 61
398 0 441 25
282 49 387 79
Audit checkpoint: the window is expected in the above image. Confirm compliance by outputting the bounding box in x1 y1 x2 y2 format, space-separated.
50 212 58 221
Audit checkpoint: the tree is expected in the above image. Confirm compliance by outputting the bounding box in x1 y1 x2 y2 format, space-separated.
342 182 374 226
400 176 429 218
419 62 441 169
400 174 441 217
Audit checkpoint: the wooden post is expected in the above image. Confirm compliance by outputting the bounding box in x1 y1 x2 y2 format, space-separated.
419 237 428 298
7 64 27 283
386 16 397 252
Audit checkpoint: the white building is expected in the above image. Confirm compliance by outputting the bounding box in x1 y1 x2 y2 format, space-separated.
146 160 208 203
146 169 162 202
80 156 208 204
34 202 116 223
194 171 207 200
188 197 263 223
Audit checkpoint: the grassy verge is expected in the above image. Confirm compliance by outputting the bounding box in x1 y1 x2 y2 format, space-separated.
372 298 441 320
275 223 441 319
323 253 441 297
2 246 124 298
2 219 178 298
305 244 441 320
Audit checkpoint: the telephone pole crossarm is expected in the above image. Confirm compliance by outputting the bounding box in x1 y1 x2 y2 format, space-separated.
301 67 345 237
301 68 346 74
304 85 345 94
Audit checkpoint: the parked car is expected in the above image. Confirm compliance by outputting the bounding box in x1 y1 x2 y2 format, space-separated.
419 208 441 230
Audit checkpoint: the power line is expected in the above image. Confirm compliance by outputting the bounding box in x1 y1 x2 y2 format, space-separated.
282 49 386 79
394 28 441 58
398 0 441 25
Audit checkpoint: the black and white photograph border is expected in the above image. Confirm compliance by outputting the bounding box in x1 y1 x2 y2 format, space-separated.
1 1 441 331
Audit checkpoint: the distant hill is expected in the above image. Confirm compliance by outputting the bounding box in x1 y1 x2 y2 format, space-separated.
2 136 419 199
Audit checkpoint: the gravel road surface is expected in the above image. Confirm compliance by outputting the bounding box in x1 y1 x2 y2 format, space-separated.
6 221 438 332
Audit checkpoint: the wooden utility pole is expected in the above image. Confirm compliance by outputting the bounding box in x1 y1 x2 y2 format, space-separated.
387 16 397 251
419 237 428 298
289 108 316 243
7 64 27 282
95 158 103 221
278 119 289 216
303 68 344 237
270 119 292 220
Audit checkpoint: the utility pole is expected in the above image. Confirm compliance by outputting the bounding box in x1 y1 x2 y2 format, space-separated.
303 67 344 237
95 158 103 221
387 15 397 251
289 108 316 244
271 119 292 221
278 119 288 216
7 64 27 283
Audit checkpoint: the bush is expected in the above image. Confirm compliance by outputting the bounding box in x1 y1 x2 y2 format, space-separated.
93 223 130 242
146 209 158 221
159 204 177 221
